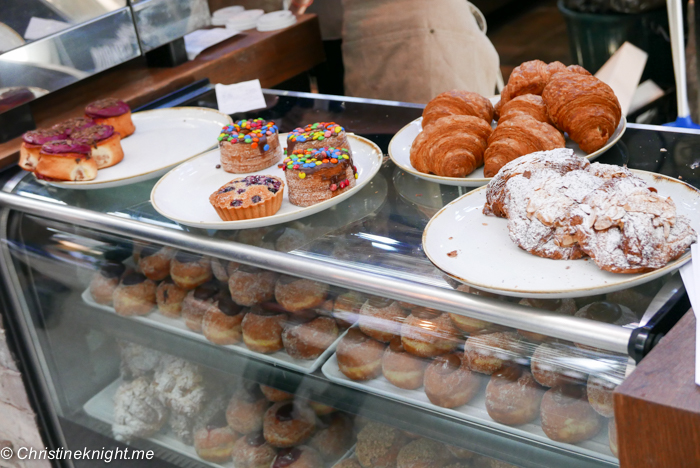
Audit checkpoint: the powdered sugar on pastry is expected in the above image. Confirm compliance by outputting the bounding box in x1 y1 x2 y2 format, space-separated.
483 149 696 272
113 376 168 442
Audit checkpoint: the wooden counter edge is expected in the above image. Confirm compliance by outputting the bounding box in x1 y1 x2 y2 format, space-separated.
615 310 700 467
0 14 323 170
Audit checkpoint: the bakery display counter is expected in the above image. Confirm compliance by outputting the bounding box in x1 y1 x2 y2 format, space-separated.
0 88 697 468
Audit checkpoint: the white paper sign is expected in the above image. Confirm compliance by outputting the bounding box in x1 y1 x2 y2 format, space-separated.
183 28 240 61
679 243 700 385
24 17 70 41
215 79 267 114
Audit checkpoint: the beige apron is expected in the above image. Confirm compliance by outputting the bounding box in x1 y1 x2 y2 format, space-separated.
342 0 500 103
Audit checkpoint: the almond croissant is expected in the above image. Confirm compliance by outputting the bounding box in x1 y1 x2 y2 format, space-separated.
542 73 621 154
498 94 551 125
410 115 492 177
422 90 494 128
495 61 591 119
483 115 565 177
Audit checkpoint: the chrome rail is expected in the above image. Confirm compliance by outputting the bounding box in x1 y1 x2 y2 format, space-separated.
0 191 632 354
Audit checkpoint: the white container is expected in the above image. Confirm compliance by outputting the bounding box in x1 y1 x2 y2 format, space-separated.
211 6 245 26
256 10 297 32
225 9 265 31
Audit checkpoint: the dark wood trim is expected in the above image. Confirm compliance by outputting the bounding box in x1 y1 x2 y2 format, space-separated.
615 310 700 467
0 14 323 169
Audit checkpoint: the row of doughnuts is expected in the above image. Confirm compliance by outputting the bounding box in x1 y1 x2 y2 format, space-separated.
116 341 356 467
334 296 627 451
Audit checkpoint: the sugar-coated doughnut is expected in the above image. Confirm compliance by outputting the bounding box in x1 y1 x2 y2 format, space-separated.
540 385 603 443
181 281 220 332
530 342 588 388
587 374 617 418
308 413 354 462
229 265 279 306
193 412 238 463
464 332 521 375
336 328 386 381
517 298 576 341
202 291 245 345
232 431 278 468
226 385 269 434
241 307 288 353
308 400 336 416
136 245 175 281
275 275 329 313
574 302 638 351
89 262 125 305
112 272 156 316
355 421 408 468
282 316 338 360
424 353 481 408
382 337 427 390
396 438 452 468
211 257 241 282
272 446 324 468
359 297 408 343
170 250 212 290
446 445 476 460
260 385 294 402
401 310 461 357
263 401 316 448
156 278 188 318
332 291 366 327
485 365 543 425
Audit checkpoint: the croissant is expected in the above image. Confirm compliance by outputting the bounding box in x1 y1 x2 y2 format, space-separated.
495 61 591 119
422 90 494 128
498 94 551 125
542 73 621 154
483 115 565 177
410 115 492 177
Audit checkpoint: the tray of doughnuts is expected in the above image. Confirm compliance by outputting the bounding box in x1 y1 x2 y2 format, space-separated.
84 341 358 468
82 246 364 374
321 296 632 463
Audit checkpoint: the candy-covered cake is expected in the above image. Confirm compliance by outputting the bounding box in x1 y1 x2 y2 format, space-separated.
85 98 135 138
19 127 68 171
286 122 350 154
53 117 96 136
35 140 98 181
281 147 357 207
73 124 124 169
218 119 283 173
209 175 284 221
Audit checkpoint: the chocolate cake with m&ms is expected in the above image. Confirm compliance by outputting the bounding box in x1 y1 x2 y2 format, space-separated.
280 147 357 207
218 118 283 173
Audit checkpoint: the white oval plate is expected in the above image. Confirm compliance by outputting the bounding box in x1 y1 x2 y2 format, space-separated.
389 96 627 187
36 107 232 190
151 134 383 230
423 170 700 298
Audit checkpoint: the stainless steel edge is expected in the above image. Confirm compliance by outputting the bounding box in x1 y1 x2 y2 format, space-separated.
0 191 632 353
261 89 427 109
0 208 74 467
627 122 700 135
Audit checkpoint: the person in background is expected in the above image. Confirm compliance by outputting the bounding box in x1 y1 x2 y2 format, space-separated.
341 0 500 103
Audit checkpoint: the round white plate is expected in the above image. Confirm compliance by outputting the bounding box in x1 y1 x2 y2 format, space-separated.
36 107 232 190
422 170 700 298
151 134 383 230
388 96 627 187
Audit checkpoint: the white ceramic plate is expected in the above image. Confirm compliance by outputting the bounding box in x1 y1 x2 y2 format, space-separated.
321 355 616 463
151 134 383 230
82 289 348 374
422 170 700 299
37 107 232 190
388 96 627 187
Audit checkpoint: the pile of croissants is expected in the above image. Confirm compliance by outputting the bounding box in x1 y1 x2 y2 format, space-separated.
409 60 622 178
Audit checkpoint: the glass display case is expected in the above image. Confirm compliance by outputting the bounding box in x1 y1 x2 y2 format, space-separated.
0 88 695 468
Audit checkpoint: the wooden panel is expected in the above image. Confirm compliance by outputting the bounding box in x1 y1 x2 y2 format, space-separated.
0 14 323 169
615 311 700 467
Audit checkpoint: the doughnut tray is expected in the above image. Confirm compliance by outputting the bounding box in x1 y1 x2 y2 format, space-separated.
82 289 349 374
84 379 356 468
84 379 224 468
321 354 617 464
